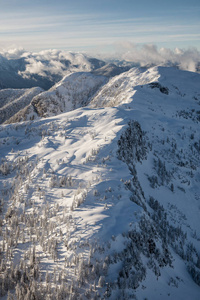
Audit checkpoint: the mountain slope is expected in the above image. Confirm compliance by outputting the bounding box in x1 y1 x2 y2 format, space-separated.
0 67 200 299
31 72 107 118
0 87 43 124
5 72 107 124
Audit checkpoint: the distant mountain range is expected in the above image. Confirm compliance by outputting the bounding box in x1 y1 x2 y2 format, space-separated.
0 52 129 90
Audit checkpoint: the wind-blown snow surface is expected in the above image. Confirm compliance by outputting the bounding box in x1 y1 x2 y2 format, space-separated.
0 66 200 299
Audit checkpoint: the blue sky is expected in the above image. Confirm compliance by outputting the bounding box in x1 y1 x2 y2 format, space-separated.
0 0 200 53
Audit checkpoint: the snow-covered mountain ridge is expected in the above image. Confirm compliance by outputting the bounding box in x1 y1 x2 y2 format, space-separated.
91 66 200 108
6 65 200 125
0 66 200 299
4 72 107 124
31 72 107 118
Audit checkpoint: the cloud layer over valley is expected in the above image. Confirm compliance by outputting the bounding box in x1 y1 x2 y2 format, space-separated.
1 45 200 78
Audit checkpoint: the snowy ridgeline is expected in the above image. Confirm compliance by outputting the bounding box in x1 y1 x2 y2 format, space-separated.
0 66 200 299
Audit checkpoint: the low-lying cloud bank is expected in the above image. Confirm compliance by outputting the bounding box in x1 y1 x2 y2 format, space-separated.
0 48 93 79
101 43 200 72
0 44 200 78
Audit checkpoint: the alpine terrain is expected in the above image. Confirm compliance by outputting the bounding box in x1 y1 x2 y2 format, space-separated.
0 64 200 300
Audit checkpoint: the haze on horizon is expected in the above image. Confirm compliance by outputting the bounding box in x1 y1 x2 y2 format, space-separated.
0 0 200 54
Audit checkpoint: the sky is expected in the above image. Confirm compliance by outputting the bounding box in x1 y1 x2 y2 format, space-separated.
0 0 200 54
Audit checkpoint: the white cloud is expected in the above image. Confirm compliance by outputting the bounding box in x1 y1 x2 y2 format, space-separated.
0 49 94 79
0 47 28 59
0 46 199 75
99 43 200 72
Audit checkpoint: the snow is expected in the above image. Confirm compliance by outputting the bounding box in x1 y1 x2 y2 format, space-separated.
0 87 43 124
0 66 200 299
